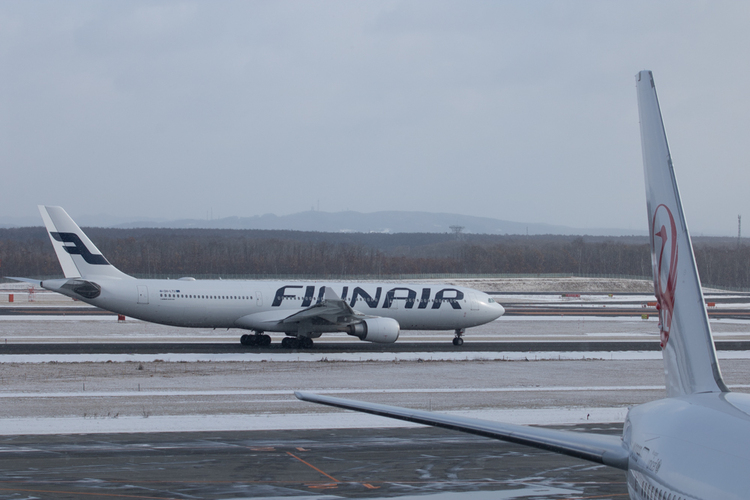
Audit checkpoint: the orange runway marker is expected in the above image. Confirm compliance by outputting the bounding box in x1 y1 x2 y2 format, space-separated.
306 483 338 490
286 451 340 484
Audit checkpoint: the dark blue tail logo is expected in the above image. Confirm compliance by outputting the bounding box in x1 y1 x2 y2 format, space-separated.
50 232 110 265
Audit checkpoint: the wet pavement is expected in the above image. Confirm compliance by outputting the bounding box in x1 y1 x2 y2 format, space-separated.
0 426 627 499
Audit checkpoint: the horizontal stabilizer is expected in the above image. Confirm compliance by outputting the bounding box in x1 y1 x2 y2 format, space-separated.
4 277 43 286
295 391 629 470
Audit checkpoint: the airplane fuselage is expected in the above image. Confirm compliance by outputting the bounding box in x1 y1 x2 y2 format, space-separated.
625 392 750 500
41 276 503 334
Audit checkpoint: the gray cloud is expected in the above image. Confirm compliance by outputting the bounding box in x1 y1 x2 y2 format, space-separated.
1 1 749 235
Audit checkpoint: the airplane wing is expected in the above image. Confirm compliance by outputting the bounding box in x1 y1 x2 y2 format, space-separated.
280 287 363 325
294 391 629 470
234 287 366 331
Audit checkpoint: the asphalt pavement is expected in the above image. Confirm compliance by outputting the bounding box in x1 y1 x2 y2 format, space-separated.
0 426 627 499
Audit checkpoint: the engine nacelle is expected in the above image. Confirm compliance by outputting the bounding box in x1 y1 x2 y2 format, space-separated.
347 317 400 343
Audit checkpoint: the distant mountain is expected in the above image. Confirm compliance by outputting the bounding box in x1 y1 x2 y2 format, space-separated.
112 210 644 236
0 210 645 235
0 215 40 229
0 213 167 229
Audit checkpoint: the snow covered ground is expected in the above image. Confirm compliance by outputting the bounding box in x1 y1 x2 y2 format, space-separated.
0 407 630 436
0 349 749 435
0 277 657 304
1 278 749 436
4 313 750 344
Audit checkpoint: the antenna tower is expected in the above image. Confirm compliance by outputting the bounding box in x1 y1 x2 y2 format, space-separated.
738 215 742 248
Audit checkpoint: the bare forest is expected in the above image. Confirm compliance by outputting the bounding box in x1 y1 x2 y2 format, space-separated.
1 227 749 290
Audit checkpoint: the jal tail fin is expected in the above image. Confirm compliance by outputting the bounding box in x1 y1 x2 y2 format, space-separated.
39 206 131 280
636 70 728 396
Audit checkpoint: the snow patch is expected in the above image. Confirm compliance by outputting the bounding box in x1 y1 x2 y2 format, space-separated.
0 407 629 436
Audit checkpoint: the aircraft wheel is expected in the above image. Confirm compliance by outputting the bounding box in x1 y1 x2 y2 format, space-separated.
240 334 249 346
452 337 464 346
300 337 314 349
260 335 272 347
281 337 292 348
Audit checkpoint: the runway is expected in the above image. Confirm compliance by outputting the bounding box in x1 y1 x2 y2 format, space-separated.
3 340 750 354
0 290 748 498
0 426 626 499
5 303 750 320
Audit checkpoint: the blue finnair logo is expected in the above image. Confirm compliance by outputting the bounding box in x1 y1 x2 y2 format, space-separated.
270 285 464 310
50 232 110 265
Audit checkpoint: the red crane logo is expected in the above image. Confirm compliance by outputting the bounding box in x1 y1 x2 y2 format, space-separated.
652 204 678 348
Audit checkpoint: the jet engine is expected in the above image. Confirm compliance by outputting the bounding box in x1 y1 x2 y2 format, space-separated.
347 317 400 343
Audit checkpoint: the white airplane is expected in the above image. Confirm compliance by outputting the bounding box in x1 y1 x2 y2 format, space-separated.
9 207 504 348
297 71 750 499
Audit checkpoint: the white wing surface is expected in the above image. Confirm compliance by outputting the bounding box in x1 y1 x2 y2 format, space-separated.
280 287 362 325
295 391 629 470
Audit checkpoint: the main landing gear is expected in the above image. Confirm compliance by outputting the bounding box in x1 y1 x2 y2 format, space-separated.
452 328 465 346
240 333 272 347
281 336 314 349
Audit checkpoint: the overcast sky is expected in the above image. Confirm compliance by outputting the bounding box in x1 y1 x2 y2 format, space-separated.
2 1 749 235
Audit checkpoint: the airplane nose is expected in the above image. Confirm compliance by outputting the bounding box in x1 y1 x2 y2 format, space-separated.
482 296 504 321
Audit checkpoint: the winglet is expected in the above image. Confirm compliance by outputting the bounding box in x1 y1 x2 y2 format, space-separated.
636 70 727 396
323 286 341 302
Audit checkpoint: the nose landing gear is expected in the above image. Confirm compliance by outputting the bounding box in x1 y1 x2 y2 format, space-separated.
452 329 465 346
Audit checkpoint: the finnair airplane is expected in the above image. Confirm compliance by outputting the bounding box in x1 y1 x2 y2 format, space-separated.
297 71 750 499
10 208 504 348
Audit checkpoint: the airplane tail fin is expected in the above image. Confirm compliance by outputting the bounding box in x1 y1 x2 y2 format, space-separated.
636 71 728 396
39 206 131 280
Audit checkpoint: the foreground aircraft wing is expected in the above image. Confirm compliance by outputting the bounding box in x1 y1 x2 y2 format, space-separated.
294 391 629 470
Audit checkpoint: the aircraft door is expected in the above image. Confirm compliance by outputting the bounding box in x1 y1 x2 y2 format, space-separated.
137 286 149 305
255 291 262 307
470 293 480 311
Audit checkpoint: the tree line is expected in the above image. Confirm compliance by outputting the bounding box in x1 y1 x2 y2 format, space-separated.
1 227 749 289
